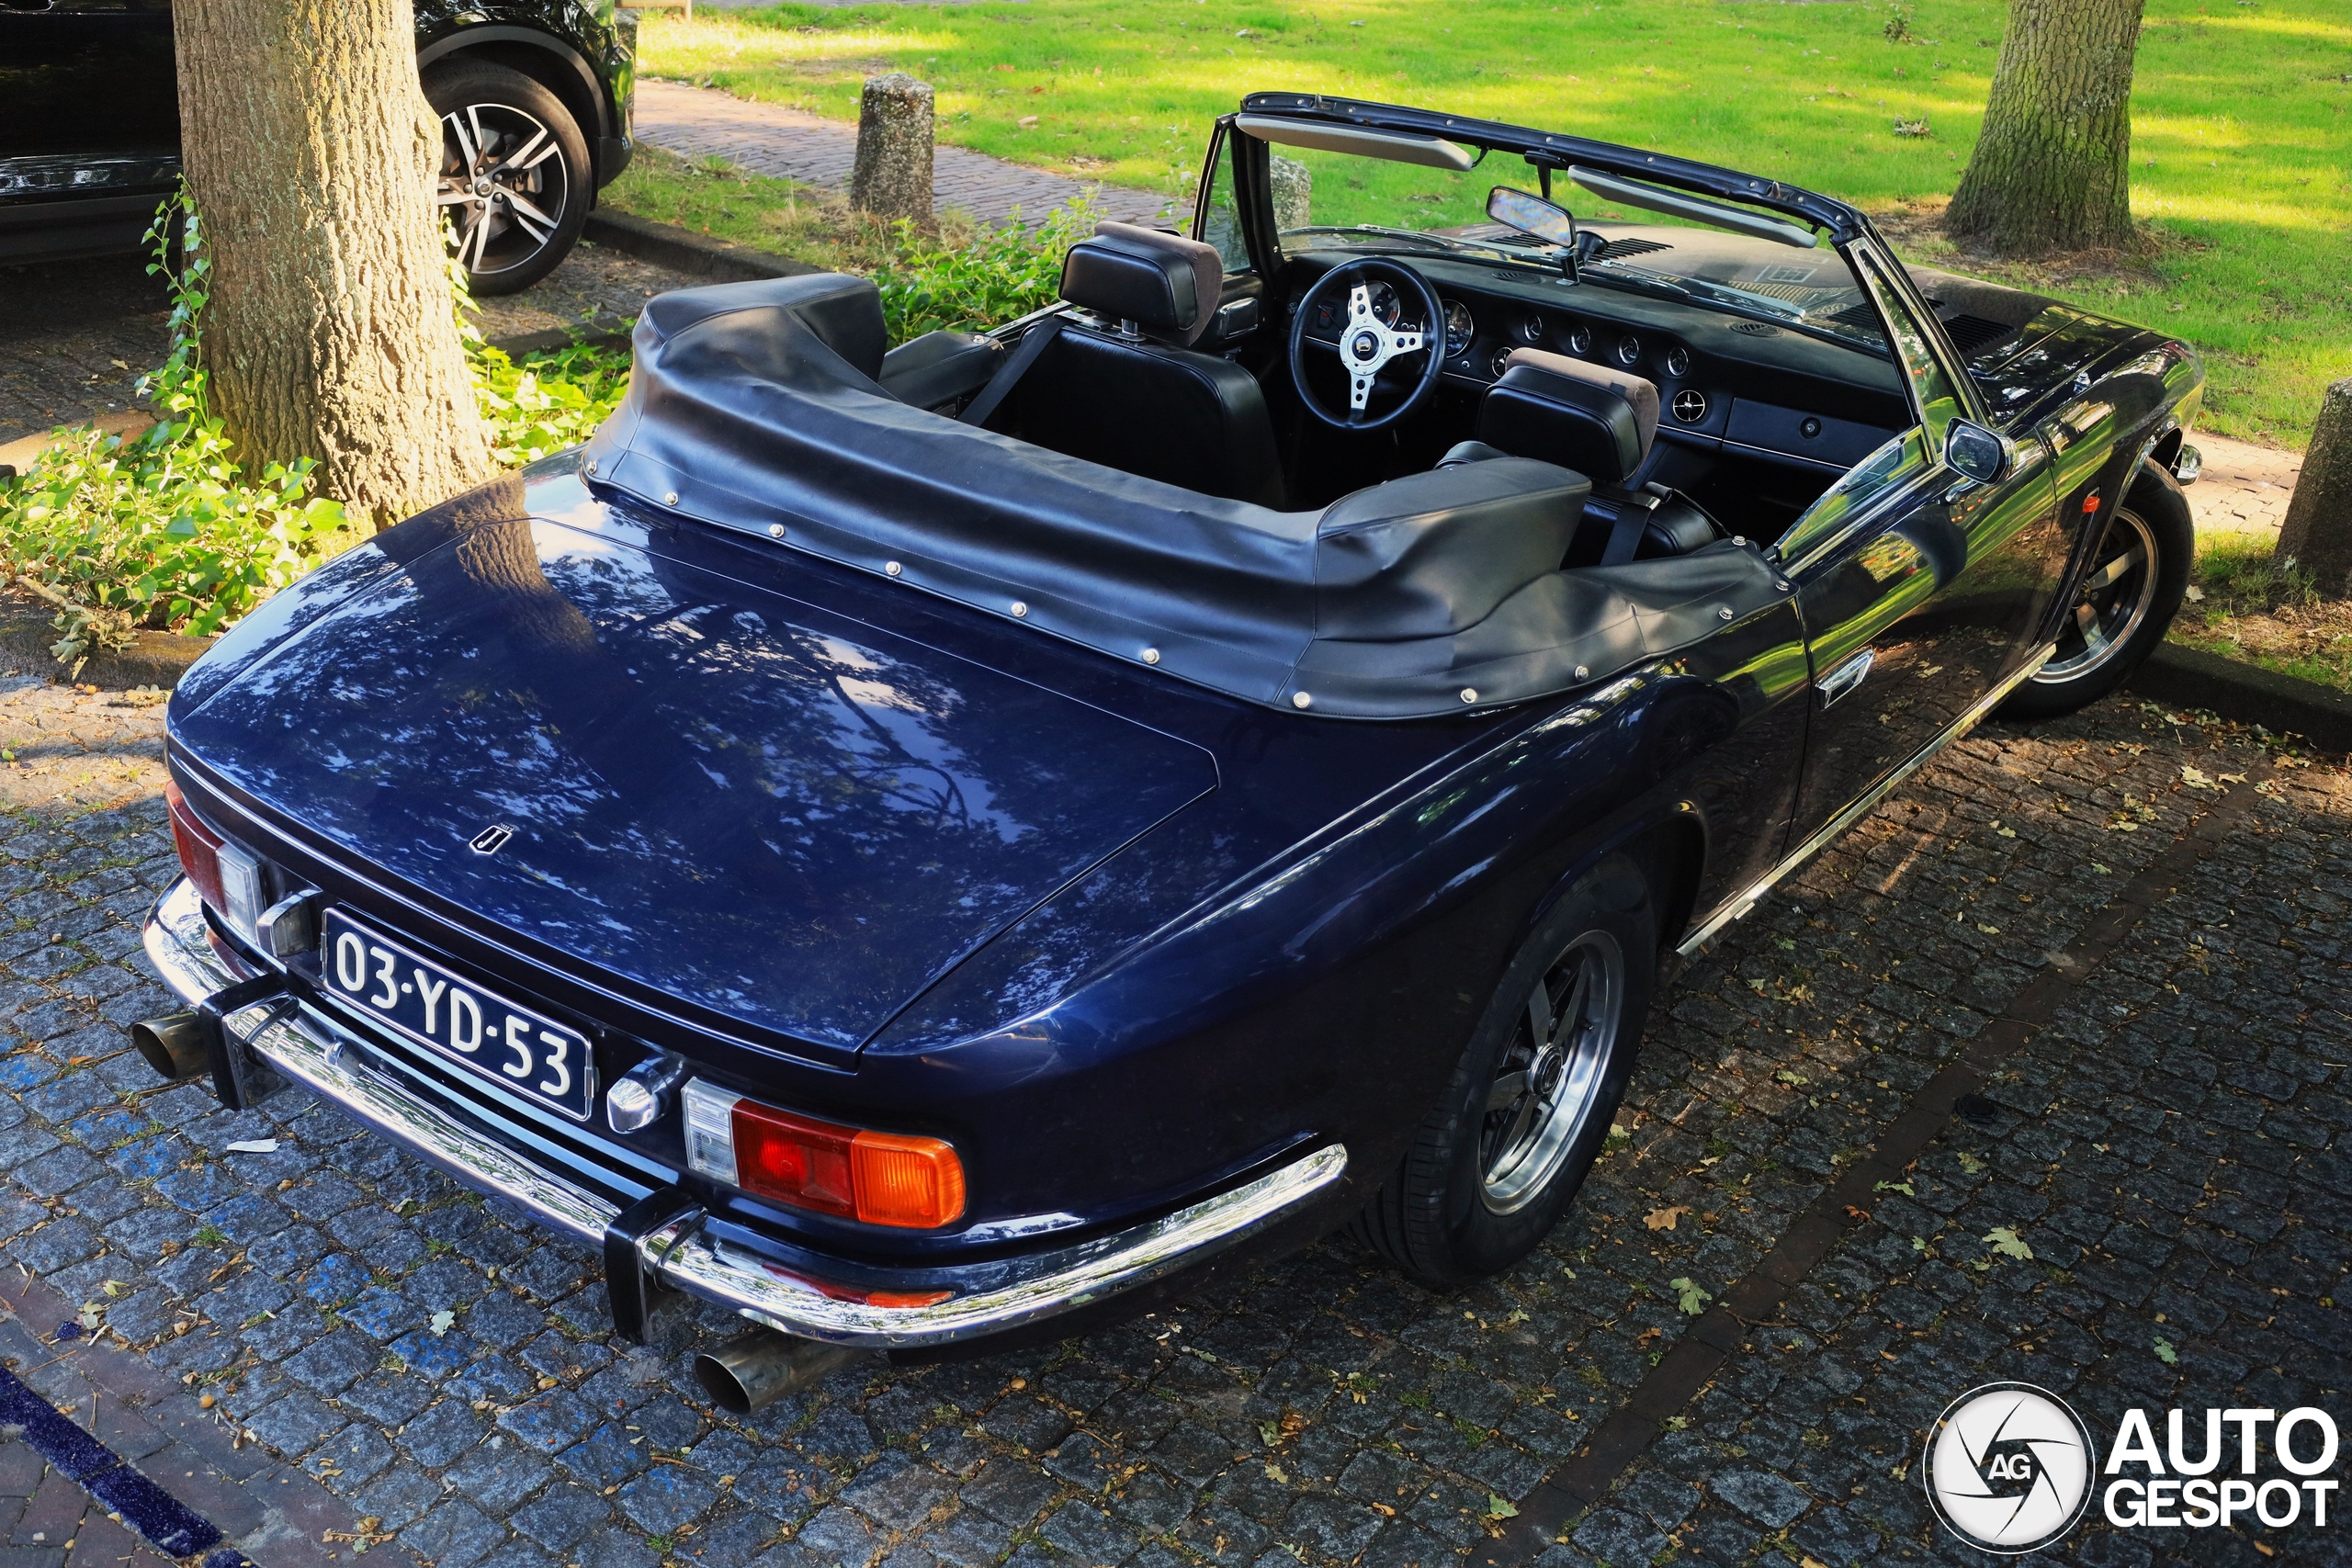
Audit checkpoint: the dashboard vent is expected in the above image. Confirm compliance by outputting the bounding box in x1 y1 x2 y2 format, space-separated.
1940 313 2018 355
1596 237 1671 261
1730 321 1780 337
1826 301 1883 332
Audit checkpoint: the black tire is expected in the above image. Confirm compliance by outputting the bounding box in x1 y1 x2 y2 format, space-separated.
425 61 591 297
1356 855 1657 1285
1999 463 2194 721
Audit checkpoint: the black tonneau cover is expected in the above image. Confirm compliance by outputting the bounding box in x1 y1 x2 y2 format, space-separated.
580 275 1786 720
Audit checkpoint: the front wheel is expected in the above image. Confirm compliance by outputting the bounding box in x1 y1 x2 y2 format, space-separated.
427 62 591 297
1355 855 1657 1285
2000 465 2193 721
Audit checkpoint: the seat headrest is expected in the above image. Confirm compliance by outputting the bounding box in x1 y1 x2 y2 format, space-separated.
1058 221 1225 345
1475 348 1660 484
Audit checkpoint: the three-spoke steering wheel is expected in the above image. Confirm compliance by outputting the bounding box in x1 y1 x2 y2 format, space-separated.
1286 258 1448 432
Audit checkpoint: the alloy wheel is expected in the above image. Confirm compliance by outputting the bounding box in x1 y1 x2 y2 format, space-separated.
1479 929 1625 1214
437 101 570 281
2033 506 2161 684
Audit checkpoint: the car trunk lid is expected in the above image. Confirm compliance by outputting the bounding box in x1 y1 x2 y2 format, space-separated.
172 515 1218 1056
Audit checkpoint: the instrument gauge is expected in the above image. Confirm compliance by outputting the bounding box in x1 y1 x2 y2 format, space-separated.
1666 346 1692 378
1566 323 1593 356
1616 335 1642 367
1443 299 1476 359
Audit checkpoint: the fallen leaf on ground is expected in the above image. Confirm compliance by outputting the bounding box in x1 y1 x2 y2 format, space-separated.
1669 1277 1712 1315
1645 1205 1691 1232
1984 1226 2034 1260
429 1310 457 1337
224 1139 278 1155
2154 1337 2178 1365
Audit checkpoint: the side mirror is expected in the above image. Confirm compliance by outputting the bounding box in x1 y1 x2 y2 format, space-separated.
1487 186 1578 248
1945 419 2011 485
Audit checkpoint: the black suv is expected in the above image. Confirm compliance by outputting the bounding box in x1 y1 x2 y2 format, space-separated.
0 0 636 295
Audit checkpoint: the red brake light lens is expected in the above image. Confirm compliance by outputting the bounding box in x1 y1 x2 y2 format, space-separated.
165 778 226 912
707 1092 967 1229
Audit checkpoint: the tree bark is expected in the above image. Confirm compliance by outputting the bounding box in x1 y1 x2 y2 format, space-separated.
175 0 493 529
2277 378 2352 600
1945 0 2146 256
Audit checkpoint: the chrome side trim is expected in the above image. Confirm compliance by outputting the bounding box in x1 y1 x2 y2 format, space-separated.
1675 643 2055 959
144 881 1349 1348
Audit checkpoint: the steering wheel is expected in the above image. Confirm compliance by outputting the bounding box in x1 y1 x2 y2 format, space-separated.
1287 258 1448 433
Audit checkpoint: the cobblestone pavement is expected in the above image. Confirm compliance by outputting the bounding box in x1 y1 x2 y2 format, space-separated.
632 79 1183 228
0 243 695 456
1 672 2346 1568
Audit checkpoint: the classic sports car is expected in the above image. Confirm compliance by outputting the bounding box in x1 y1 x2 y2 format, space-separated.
138 95 2203 1409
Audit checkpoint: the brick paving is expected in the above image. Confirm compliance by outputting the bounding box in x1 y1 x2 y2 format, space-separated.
0 674 2346 1568
2186 434 2303 545
631 78 1182 229
0 243 695 457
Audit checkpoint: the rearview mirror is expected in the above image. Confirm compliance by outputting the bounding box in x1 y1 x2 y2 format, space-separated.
1945 419 2012 485
1487 186 1578 249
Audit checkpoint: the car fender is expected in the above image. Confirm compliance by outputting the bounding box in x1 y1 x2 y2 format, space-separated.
417 24 614 157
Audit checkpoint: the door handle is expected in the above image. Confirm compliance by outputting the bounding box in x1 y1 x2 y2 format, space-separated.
1818 648 1874 708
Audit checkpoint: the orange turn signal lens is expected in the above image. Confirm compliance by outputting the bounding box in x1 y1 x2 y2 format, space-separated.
725 1098 966 1228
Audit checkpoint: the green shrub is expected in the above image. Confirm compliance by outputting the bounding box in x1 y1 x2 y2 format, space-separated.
871 197 1100 342
469 338 633 467
0 189 348 674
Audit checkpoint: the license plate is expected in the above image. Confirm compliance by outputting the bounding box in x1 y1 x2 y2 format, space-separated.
320 910 596 1122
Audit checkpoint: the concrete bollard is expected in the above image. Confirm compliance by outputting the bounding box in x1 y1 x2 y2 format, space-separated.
2277 378 2352 600
852 73 935 226
1268 153 1313 234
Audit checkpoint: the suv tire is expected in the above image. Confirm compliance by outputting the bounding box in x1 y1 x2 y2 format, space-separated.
426 61 591 296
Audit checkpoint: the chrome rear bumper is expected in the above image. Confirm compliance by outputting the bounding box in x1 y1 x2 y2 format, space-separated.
142 878 1348 1348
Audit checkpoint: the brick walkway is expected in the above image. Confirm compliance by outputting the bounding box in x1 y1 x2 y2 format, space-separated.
2186 433 2303 544
0 243 695 458
630 78 1182 229
2 671 2346 1568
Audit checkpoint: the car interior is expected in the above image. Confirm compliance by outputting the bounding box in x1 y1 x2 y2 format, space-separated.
878 206 1929 571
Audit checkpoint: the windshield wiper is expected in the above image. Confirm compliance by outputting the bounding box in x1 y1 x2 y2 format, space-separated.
1284 225 1555 269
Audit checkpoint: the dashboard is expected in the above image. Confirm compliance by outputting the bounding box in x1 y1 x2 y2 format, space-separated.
1289 252 1914 480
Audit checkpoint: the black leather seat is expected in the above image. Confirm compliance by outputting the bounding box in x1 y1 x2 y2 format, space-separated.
1464 348 1720 562
999 222 1286 509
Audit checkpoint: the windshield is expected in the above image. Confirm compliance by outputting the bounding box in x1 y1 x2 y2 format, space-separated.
1234 139 1889 355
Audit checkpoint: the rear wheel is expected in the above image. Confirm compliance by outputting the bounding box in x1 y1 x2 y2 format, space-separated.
427 62 590 297
2000 465 2193 720
1356 856 1657 1285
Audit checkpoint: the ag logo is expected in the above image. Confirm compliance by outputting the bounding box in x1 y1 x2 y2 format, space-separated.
1925 1382 2098 1554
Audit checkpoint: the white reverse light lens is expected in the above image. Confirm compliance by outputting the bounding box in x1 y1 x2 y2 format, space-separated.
682 1078 741 1184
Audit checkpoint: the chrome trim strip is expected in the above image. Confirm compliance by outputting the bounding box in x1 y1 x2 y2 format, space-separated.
1675 642 2055 958
144 881 1349 1348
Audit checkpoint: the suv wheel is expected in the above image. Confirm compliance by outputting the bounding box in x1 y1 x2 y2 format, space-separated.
1355 855 1657 1284
428 62 590 297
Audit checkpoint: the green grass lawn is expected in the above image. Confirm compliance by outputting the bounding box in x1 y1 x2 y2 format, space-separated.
631 0 2351 448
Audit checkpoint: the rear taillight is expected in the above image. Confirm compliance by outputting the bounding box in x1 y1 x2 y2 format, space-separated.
683 1081 966 1229
166 777 266 938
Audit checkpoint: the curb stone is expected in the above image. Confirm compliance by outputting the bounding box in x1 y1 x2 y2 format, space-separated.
2131 639 2352 754
581 209 820 287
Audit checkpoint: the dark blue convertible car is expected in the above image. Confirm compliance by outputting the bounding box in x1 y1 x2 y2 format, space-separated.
138 96 2203 1408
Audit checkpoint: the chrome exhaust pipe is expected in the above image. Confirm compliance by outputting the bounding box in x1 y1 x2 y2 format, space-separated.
130 1013 210 1082
693 1329 867 1415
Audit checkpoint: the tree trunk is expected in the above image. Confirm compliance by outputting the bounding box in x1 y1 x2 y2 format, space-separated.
1945 0 2146 256
175 0 493 530
2277 378 2352 600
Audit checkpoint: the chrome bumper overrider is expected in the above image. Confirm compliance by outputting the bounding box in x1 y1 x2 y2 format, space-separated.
142 878 1349 1348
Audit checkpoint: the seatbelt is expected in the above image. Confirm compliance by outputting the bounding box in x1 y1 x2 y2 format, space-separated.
958 317 1065 428
1600 493 1654 566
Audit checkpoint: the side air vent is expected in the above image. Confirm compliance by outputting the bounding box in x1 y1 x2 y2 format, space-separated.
1940 313 2018 355
1730 321 1779 337
1595 237 1671 261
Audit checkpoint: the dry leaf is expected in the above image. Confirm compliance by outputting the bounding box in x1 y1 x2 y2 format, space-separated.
1645 1205 1691 1232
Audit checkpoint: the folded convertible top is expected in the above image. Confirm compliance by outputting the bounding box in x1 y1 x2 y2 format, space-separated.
580 275 1786 720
